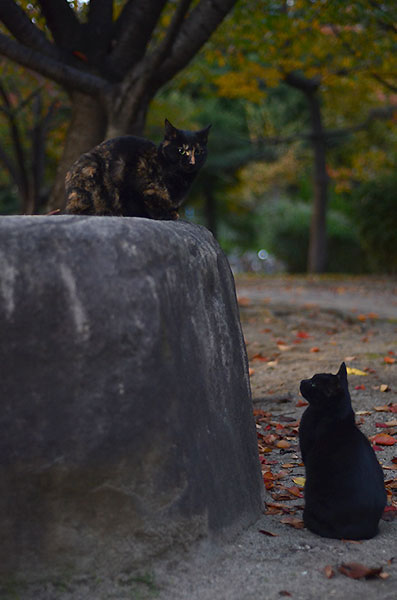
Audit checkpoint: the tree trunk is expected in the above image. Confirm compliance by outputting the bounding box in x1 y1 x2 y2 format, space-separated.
48 91 107 211
306 90 328 273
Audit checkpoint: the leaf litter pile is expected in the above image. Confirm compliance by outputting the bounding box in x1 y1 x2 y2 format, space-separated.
236 276 397 582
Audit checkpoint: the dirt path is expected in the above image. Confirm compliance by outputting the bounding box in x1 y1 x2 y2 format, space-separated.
153 275 397 600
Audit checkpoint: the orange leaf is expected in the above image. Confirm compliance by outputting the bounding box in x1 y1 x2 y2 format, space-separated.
324 565 335 579
280 516 304 529
371 434 396 446
251 353 269 362
310 347 320 353
296 330 310 338
338 562 382 579
259 529 279 537
237 296 251 306
296 399 309 407
384 356 396 364
276 439 290 449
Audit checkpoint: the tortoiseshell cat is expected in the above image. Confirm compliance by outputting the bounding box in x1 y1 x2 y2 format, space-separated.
64 119 211 218
299 362 386 540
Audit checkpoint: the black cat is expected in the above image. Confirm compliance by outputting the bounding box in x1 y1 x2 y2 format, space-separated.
299 362 386 540
64 119 211 218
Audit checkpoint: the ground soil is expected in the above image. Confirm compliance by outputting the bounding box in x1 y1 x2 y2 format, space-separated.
7 275 397 600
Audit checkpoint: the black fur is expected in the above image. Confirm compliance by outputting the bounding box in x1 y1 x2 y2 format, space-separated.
299 362 386 540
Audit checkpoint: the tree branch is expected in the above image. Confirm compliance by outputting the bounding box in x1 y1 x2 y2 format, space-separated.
37 0 81 49
155 0 238 89
0 141 19 185
108 0 168 77
85 0 114 61
115 0 193 115
371 72 397 94
0 80 30 200
254 105 397 147
0 32 108 95
0 0 56 57
284 72 321 94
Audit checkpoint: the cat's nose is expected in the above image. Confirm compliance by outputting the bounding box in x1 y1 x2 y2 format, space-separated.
189 152 195 165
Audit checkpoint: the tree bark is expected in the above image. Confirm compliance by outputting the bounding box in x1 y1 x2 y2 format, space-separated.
284 73 328 273
48 91 107 211
305 90 328 274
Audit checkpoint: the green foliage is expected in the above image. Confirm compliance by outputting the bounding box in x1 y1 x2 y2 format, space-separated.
262 200 366 273
352 176 397 273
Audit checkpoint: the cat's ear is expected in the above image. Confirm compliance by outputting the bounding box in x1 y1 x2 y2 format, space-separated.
337 362 347 382
197 124 211 143
164 118 179 140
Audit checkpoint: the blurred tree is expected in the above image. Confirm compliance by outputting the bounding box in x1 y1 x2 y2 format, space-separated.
0 61 66 213
207 0 397 272
0 0 237 209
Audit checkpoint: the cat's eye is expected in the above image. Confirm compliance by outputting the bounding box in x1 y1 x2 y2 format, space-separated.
178 147 186 155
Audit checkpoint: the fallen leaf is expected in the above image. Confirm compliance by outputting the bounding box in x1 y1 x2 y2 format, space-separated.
259 529 279 537
296 331 310 339
354 384 366 390
296 399 309 407
338 562 382 579
378 571 390 580
276 439 291 449
237 296 251 306
377 420 397 428
324 565 335 579
374 404 391 412
292 476 306 487
310 347 320 353
251 353 269 362
248 367 255 376
382 506 397 521
356 410 372 416
278 592 292 597
280 516 304 529
380 384 390 392
384 356 396 364
346 367 368 376
371 433 396 446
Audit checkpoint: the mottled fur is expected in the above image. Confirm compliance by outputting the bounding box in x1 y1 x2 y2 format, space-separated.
299 362 386 540
64 119 210 218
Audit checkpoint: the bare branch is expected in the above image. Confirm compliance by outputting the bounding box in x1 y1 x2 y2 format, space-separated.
371 72 397 94
155 0 238 88
0 0 55 57
0 32 108 95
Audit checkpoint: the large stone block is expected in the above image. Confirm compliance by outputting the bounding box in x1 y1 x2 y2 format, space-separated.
0 216 263 577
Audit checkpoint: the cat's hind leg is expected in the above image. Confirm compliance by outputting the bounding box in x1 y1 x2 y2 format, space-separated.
65 153 119 215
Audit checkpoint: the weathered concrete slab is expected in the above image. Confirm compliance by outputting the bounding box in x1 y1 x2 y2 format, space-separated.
0 216 263 577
